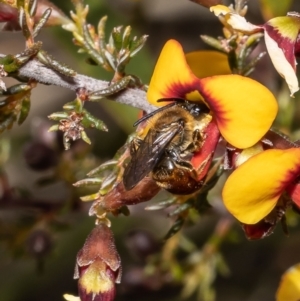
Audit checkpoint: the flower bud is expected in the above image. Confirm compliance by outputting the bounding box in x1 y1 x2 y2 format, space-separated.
23 141 58 171
74 223 122 301
90 177 161 217
0 3 19 30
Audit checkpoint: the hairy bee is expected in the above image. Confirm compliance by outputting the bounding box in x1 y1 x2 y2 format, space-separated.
123 99 212 195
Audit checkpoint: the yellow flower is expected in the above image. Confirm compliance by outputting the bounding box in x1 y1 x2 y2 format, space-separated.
276 264 300 301
147 39 278 149
223 147 300 225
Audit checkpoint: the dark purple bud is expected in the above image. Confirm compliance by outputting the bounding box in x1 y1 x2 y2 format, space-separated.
23 141 58 171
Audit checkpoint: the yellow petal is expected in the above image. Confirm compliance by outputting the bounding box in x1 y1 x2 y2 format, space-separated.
210 5 231 16
147 39 199 106
198 75 278 148
226 14 262 32
222 148 300 224
147 40 277 149
80 261 114 294
210 5 261 32
226 13 262 33
234 143 264 167
276 264 300 301
267 15 300 42
185 51 231 78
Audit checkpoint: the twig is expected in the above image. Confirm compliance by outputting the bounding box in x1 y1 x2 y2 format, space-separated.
1 55 157 113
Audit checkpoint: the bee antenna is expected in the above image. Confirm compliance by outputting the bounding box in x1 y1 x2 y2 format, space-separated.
157 98 185 103
133 101 178 127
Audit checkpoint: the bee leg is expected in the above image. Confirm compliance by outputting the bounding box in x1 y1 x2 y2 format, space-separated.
192 129 203 150
185 129 202 153
153 152 201 194
129 137 143 156
166 149 194 170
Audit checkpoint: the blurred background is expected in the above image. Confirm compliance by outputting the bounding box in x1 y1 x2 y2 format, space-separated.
1 0 300 301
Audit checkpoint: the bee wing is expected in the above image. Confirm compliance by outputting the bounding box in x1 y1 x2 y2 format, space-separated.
123 123 182 190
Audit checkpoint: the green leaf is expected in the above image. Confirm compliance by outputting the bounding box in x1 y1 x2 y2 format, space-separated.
37 50 76 77
28 0 37 17
87 160 119 176
164 217 185 240
73 177 102 187
82 109 108 131
33 7 52 38
145 198 176 211
18 95 31 125
111 26 123 52
48 124 60 132
97 16 108 50
80 192 100 202
99 172 117 195
63 98 83 112
200 35 225 52
169 202 192 217
0 114 15 132
80 130 91 145
89 75 132 99
130 35 148 58
0 55 21 73
4 84 31 95
121 26 132 49
19 7 31 40
48 112 69 120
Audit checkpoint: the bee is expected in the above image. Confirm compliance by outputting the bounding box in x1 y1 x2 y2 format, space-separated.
123 99 212 195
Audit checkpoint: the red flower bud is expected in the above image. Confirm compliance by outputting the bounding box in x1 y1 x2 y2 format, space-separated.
91 177 160 215
0 3 18 22
0 3 19 30
74 223 122 301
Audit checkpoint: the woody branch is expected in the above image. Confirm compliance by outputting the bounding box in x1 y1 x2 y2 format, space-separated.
0 54 156 114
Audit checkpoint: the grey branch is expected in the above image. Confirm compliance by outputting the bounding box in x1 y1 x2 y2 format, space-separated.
14 57 157 113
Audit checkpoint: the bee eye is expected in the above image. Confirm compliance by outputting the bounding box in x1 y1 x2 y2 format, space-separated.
190 103 209 116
